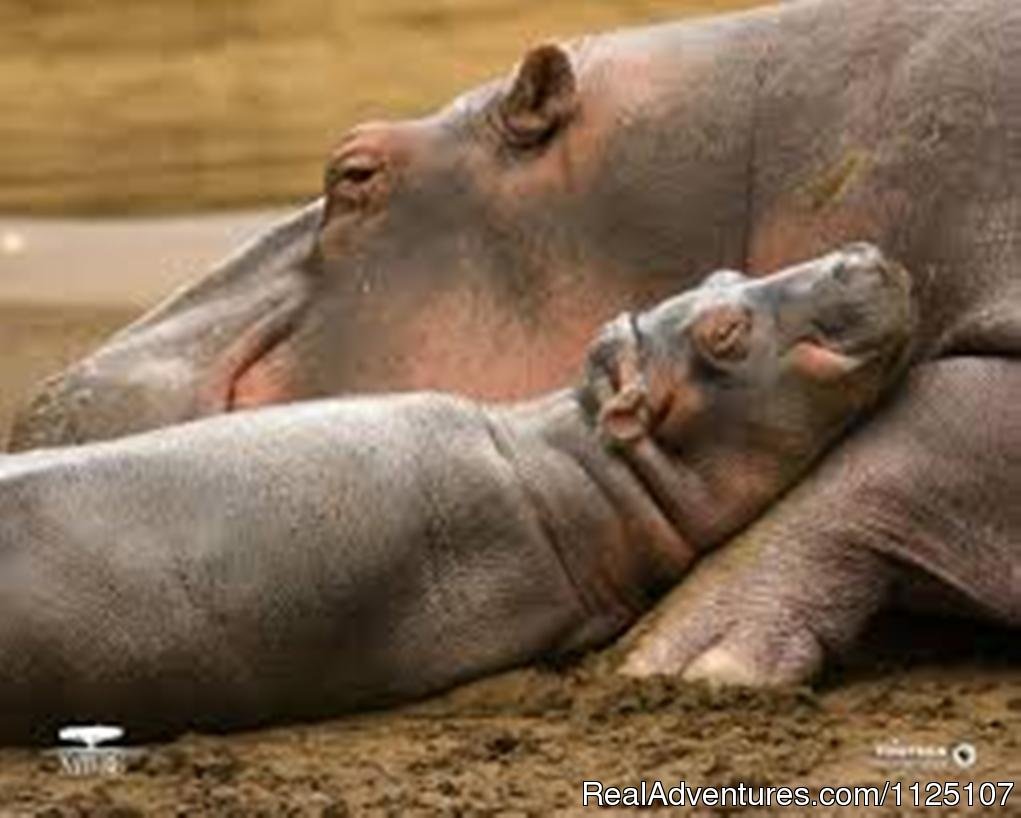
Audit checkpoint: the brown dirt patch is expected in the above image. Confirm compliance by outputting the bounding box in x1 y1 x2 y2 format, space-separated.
0 617 1018 816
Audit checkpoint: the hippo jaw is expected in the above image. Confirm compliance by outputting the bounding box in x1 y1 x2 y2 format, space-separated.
8 291 309 451
7 204 321 451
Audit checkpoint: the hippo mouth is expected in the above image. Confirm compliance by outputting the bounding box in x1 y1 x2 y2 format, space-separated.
786 302 915 383
210 290 308 413
783 340 871 384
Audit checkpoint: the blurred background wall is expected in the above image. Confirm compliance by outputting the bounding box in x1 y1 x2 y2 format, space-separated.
0 0 762 216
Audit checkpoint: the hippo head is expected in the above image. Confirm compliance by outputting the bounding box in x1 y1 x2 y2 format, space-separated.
10 25 766 451
583 243 915 546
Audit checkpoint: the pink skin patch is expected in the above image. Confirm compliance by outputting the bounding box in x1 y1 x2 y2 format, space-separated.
787 340 862 383
397 274 637 401
198 291 306 414
228 340 297 410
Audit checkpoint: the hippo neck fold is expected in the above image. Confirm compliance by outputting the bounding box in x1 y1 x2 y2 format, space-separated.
489 392 705 633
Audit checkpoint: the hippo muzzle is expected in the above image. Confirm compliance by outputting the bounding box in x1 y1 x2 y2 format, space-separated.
758 242 916 374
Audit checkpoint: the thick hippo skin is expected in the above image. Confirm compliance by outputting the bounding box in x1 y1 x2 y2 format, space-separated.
11 0 1017 447
0 248 911 741
9 0 1021 685
620 356 1021 685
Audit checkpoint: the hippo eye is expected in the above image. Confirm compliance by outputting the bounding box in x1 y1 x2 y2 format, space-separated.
326 157 379 187
690 306 753 367
340 165 376 185
324 152 386 206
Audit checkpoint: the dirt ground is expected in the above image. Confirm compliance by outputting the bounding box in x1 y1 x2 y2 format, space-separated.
1 0 1019 814
0 608 1017 816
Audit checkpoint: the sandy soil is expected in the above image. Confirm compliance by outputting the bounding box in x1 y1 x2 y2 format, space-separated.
0 614 1017 816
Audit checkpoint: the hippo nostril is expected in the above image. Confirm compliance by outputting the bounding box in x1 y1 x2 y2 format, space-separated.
830 249 891 291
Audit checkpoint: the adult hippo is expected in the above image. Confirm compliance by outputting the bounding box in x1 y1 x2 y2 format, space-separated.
0 248 913 742
9 0 1020 686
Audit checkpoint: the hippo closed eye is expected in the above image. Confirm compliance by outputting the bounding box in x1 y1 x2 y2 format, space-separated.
0 245 912 742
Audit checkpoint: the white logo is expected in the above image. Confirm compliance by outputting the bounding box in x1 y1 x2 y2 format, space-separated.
872 738 978 770
53 724 137 776
951 742 977 769
58 725 124 749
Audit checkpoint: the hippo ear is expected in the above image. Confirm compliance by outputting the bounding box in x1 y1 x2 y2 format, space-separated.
588 330 652 446
691 306 753 368
499 43 577 148
599 384 652 447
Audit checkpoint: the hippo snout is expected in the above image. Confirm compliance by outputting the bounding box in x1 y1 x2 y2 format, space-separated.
8 364 174 452
818 243 914 352
759 242 914 366
827 242 910 303
830 242 888 283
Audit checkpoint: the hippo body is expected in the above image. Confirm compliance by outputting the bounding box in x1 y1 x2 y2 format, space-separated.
1 395 607 740
10 0 1021 684
0 250 911 739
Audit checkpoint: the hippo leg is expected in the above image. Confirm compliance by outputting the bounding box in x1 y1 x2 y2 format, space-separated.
620 357 1021 686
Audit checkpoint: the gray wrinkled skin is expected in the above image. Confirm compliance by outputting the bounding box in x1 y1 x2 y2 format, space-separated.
0 249 912 742
618 0 1021 686
18 0 1017 449
620 358 1021 685
9 0 1021 687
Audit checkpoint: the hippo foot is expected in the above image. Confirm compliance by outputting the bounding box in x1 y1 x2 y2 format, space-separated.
682 613 825 688
618 563 828 688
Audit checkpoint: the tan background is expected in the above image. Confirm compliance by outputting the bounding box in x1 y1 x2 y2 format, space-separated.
0 0 760 216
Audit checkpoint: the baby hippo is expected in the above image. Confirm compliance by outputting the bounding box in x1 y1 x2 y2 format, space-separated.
0 243 913 742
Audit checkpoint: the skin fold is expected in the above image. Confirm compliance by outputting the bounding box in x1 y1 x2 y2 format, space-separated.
0 247 910 742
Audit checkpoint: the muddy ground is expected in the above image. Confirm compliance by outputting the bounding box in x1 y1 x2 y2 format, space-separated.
1 0 1019 814
0 605 1017 816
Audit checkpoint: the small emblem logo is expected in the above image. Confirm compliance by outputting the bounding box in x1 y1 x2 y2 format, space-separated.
54 724 137 776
